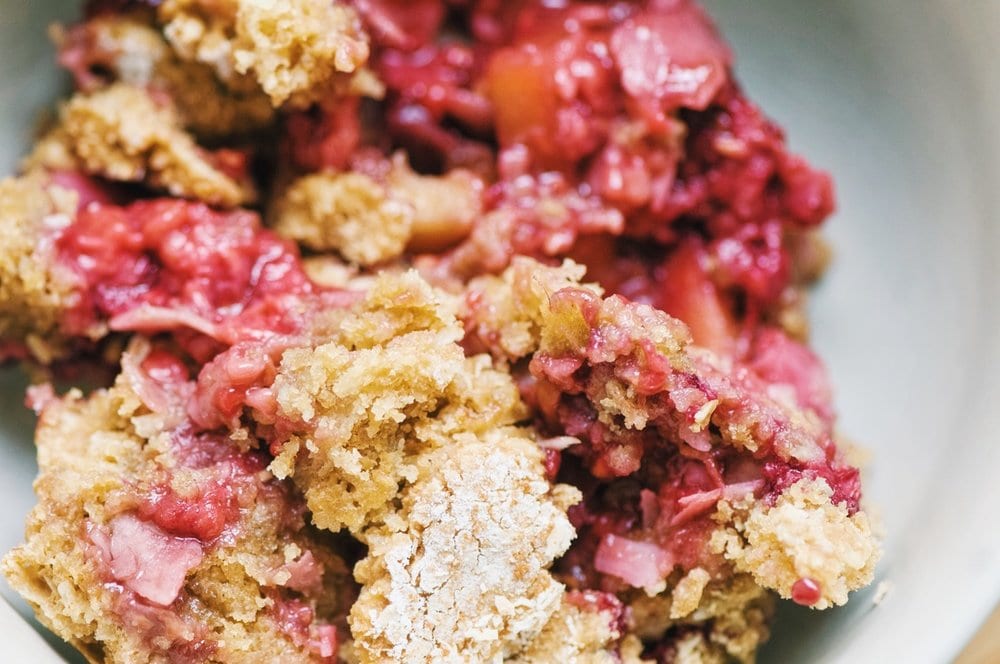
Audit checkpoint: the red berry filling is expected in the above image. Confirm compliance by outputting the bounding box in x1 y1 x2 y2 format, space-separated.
54 198 354 356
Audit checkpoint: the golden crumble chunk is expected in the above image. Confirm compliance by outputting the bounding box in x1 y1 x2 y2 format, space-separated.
273 172 414 266
3 358 351 663
160 0 375 107
628 574 773 664
669 568 713 620
273 156 483 266
463 257 602 359
386 157 483 253
0 175 79 362
511 600 638 664
26 84 254 207
710 478 879 609
55 15 275 138
350 434 578 663
270 270 527 534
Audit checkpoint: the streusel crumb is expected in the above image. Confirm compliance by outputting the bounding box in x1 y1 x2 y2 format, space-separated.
350 434 578 663
385 158 483 253
273 172 414 266
270 270 526 534
160 0 374 107
55 15 275 138
464 257 601 359
3 363 351 663
26 83 254 207
0 175 78 361
710 478 879 609
669 568 713 620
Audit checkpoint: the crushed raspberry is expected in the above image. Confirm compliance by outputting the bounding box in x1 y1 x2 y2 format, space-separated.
56 199 351 349
763 459 861 513
749 327 835 422
134 425 272 542
188 342 281 430
363 1 835 349
542 448 562 481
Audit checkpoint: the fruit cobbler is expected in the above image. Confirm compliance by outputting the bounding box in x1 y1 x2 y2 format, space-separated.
0 1 879 662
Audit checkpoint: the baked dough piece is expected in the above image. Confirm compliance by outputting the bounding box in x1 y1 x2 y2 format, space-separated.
465 258 879 610
0 175 80 362
27 83 255 207
3 356 352 663
56 14 276 138
159 0 376 107
350 434 579 663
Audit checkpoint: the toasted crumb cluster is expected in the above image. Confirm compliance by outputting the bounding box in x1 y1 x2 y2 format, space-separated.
350 434 579 663
385 160 483 253
273 172 414 266
464 258 602 358
56 15 276 137
272 156 483 265
159 0 375 106
711 478 878 609
3 364 350 663
512 599 643 664
270 271 527 534
0 175 78 361
628 575 773 664
27 83 254 207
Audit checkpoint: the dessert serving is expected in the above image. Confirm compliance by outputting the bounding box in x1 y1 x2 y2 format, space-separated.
0 1 880 662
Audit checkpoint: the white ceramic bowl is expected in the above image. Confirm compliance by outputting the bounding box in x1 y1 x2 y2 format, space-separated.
1 2 998 662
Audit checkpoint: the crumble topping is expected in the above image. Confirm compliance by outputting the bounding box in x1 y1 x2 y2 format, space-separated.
628 575 773 664
273 172 414 266
0 1 882 661
273 154 484 265
710 478 879 609
350 434 578 663
463 258 600 359
510 597 641 664
159 0 376 107
0 175 79 361
669 568 713 620
385 157 483 253
269 270 527 534
3 364 351 663
55 15 276 138
27 83 254 207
